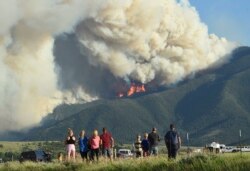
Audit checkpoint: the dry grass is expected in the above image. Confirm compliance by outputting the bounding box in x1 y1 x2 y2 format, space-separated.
0 153 250 171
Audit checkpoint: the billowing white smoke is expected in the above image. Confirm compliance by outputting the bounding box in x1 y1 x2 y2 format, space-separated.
0 0 237 132
0 0 97 132
77 0 236 84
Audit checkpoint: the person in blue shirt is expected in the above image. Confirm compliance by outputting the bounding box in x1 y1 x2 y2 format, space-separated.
78 130 89 162
141 133 150 157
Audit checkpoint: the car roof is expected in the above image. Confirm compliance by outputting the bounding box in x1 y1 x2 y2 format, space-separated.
118 149 130 151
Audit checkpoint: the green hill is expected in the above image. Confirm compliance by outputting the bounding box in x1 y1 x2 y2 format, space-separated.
10 47 250 146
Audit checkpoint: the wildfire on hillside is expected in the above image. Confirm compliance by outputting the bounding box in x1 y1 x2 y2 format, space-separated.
117 83 146 97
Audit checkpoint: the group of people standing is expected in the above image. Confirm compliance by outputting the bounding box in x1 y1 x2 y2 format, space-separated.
65 127 114 162
134 127 160 158
65 124 181 162
134 124 181 159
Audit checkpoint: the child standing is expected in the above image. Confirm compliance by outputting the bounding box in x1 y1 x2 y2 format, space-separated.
134 134 142 158
141 133 150 157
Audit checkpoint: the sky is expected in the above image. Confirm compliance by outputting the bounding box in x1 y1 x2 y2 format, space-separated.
189 0 250 46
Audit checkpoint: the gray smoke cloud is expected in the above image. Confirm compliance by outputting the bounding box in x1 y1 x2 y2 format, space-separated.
76 0 237 85
0 0 97 131
0 0 237 132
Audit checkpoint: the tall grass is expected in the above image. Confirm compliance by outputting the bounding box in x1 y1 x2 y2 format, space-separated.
0 153 250 171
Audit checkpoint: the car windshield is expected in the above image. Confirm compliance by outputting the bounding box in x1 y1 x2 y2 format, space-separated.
120 151 129 154
34 150 45 160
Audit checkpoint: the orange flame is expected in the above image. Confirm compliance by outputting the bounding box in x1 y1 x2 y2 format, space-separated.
117 83 146 97
127 84 146 96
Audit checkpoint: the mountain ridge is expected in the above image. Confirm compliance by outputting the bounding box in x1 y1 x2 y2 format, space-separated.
2 47 250 146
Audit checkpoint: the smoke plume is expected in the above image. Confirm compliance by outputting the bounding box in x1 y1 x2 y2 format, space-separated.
0 0 237 132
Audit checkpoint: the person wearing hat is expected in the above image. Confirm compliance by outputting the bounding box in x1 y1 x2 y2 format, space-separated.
148 127 160 156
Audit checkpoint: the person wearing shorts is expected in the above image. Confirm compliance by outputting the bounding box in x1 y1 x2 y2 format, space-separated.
65 128 76 161
100 127 114 161
148 127 160 156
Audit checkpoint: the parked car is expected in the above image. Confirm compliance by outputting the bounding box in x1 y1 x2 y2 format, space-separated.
117 149 133 158
19 150 51 162
206 142 221 153
240 146 250 152
221 146 237 153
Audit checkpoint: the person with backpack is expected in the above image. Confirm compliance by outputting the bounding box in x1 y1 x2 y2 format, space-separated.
164 124 181 159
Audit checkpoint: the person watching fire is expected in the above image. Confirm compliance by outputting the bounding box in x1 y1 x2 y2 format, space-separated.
65 128 76 162
100 127 114 161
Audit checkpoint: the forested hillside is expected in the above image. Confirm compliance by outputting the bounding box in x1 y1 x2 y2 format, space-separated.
5 47 250 146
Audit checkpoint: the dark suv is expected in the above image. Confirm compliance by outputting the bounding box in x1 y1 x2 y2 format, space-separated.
19 150 51 162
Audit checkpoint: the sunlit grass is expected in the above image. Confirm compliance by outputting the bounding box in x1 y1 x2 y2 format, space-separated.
1 153 250 171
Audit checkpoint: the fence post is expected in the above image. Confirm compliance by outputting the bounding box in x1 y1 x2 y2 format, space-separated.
239 129 242 157
187 132 190 157
113 148 117 159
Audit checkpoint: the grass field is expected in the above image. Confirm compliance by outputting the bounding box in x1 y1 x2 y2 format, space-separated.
1 151 250 170
1 141 250 170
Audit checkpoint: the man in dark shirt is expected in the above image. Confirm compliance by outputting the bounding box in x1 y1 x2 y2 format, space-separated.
164 124 181 159
148 127 160 156
100 127 114 161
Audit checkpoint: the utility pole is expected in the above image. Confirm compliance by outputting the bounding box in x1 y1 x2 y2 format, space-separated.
239 129 242 156
187 132 190 157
